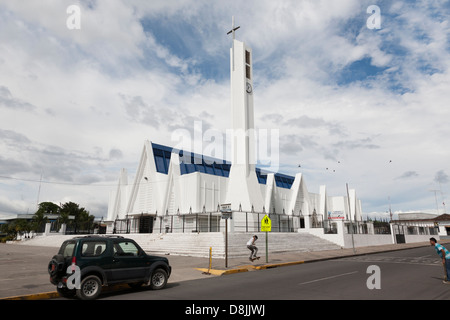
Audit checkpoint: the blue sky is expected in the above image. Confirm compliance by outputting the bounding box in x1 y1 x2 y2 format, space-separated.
0 0 449 219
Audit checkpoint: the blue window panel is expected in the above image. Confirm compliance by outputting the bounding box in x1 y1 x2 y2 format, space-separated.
275 178 283 188
204 163 215 175
212 163 223 176
152 143 296 185
273 173 294 189
221 163 231 172
255 168 267 185
152 144 172 174
195 162 206 173
163 151 171 171
218 163 231 177
184 163 196 174
154 155 167 174
180 162 187 175
258 174 267 185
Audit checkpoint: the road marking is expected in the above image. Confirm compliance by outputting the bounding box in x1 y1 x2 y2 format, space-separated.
336 256 440 267
298 271 358 285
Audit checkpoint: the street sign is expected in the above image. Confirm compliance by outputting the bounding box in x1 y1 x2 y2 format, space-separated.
221 212 232 220
220 203 232 220
261 215 271 232
220 203 232 213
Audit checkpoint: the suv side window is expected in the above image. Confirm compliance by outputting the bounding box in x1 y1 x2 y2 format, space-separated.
59 241 76 258
113 241 139 257
81 241 107 257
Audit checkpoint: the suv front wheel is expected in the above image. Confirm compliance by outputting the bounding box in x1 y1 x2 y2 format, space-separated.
150 268 168 290
76 275 102 300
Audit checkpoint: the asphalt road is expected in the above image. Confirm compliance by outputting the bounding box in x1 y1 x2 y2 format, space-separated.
99 246 450 300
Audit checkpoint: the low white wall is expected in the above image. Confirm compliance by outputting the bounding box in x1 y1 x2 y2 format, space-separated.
405 234 437 243
343 234 393 249
304 220 395 249
304 228 345 247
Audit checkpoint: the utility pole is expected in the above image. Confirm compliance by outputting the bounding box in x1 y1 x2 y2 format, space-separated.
346 183 356 254
430 190 440 215
388 196 392 222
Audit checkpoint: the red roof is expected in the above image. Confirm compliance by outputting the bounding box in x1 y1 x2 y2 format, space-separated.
434 214 450 221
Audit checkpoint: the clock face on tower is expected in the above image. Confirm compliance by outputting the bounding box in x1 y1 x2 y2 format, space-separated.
246 82 252 94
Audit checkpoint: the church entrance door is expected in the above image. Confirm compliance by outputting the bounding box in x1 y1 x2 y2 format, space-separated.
139 215 153 233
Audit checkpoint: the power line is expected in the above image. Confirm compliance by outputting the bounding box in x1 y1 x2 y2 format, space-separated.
0 174 174 188
0 175 115 187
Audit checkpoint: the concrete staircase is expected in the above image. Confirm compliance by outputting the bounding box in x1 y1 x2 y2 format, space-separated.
13 232 341 259
220 232 341 258
107 232 342 258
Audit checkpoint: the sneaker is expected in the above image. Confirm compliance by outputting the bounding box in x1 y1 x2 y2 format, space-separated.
443 280 449 284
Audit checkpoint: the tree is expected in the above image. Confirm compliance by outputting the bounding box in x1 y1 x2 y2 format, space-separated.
32 201 95 234
0 219 32 241
60 202 94 233
32 201 60 232
36 201 60 215
14 219 28 238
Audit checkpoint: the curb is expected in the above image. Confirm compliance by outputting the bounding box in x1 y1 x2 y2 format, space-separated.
0 284 130 301
254 260 305 269
195 266 251 275
1 291 60 301
196 260 306 275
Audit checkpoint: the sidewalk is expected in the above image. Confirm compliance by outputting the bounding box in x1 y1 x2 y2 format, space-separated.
1 240 446 300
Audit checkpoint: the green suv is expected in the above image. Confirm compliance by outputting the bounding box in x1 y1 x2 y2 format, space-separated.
48 235 171 300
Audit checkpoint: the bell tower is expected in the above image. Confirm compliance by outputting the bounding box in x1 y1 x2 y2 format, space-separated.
226 17 263 213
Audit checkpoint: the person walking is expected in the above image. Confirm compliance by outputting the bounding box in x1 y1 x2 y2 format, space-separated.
247 235 259 262
430 237 450 283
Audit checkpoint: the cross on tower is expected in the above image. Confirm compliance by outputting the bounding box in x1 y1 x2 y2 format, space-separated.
227 16 240 40
227 16 240 71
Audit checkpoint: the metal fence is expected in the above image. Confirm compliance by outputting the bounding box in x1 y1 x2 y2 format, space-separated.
111 212 304 234
232 212 303 233
111 213 221 234
109 212 394 236
308 215 391 235
34 220 99 235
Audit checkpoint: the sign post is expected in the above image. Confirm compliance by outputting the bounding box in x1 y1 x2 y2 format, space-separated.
220 204 232 268
260 215 272 263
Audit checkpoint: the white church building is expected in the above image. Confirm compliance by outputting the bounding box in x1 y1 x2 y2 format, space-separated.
105 23 364 241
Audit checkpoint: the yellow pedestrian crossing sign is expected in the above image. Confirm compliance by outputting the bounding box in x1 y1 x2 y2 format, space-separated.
261 215 271 232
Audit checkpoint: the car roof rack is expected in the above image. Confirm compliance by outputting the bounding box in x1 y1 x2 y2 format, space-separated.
72 235 125 239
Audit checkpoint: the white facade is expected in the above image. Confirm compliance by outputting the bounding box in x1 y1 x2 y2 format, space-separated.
106 37 363 233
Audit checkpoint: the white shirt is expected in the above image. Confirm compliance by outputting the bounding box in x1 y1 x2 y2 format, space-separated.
247 237 255 246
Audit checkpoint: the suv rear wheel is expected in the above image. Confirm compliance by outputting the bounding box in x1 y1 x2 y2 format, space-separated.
76 275 102 300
